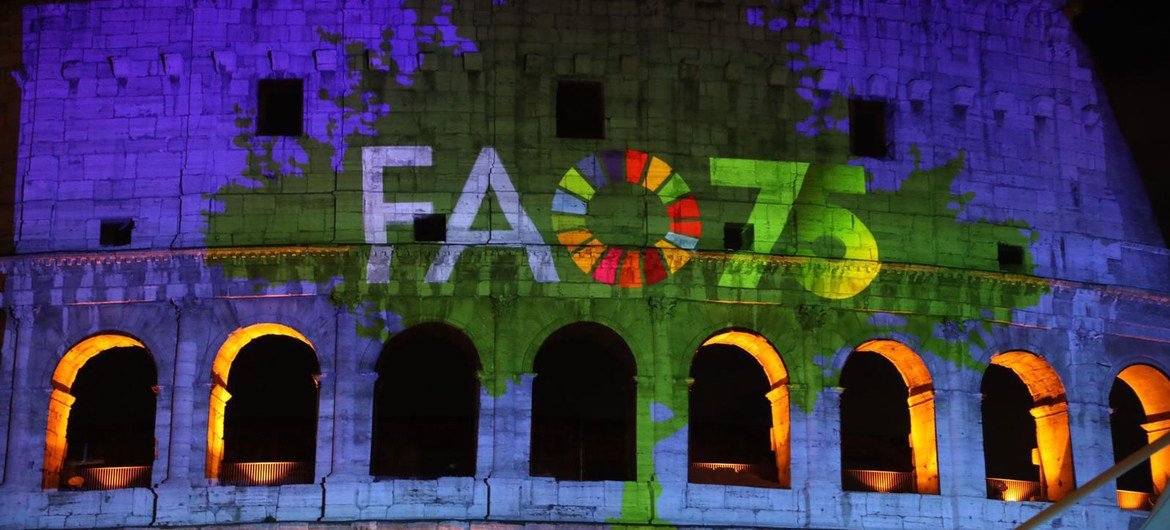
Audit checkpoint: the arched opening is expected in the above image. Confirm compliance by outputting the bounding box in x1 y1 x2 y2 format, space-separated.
688 330 789 488
982 351 1075 502
207 324 319 486
839 340 939 494
370 323 481 478
530 322 636 481
44 334 157 490
1111 364 1170 510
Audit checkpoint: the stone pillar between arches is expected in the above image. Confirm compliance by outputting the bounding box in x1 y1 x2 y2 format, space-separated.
41 388 75 489
938 388 985 499
1143 418 1170 496
491 372 533 479
766 383 791 489
205 383 230 481
2 307 37 489
1031 401 1075 501
473 369 496 479
334 371 377 480
149 383 172 486
907 388 940 494
313 372 334 483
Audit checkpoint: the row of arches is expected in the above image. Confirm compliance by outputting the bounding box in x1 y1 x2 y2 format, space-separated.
43 322 1170 511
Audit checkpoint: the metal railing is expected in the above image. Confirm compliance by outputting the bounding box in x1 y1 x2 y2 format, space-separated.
1117 489 1154 511
986 477 1044 502
688 462 780 488
1018 432 1170 530
68 465 151 490
843 469 915 493
219 461 313 487
692 462 753 473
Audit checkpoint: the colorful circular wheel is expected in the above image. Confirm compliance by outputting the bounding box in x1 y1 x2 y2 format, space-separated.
551 150 702 287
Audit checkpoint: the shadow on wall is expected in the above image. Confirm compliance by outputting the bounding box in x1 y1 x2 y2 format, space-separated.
0 1 19 255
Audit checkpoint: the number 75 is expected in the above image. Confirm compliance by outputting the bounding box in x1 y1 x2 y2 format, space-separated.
710 158 880 299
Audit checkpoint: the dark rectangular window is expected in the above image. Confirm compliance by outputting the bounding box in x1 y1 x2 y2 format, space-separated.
724 222 753 252
413 213 447 242
99 218 134 247
557 81 604 139
997 243 1025 271
257 79 304 136
849 99 889 158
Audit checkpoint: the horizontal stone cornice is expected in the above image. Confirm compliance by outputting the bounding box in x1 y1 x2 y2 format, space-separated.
0 244 1166 305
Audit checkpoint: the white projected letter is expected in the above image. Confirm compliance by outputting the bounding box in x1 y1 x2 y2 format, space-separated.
425 148 559 283
362 146 434 283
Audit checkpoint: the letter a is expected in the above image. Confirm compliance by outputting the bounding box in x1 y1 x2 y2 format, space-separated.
426 148 559 283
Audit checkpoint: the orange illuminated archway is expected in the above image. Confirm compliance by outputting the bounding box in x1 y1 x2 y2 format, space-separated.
696 330 791 487
206 323 315 480
1115 364 1170 498
43 334 150 489
850 339 940 494
989 350 1076 501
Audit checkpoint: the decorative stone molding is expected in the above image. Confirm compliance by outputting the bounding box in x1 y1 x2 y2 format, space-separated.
490 293 518 315
797 304 828 330
647 296 678 319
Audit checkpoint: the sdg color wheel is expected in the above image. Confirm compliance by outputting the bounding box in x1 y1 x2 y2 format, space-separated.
552 150 702 287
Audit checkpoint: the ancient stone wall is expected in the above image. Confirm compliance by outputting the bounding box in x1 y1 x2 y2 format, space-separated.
0 0 1167 529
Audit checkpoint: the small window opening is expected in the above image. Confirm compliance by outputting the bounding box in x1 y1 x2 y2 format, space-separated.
257 79 304 136
531 322 635 481
689 343 778 487
371 324 480 479
723 223 753 252
849 99 889 158
221 335 319 486
557 81 605 139
981 364 1042 500
99 218 134 247
840 351 914 493
413 213 447 242
60 347 157 490
998 243 1025 271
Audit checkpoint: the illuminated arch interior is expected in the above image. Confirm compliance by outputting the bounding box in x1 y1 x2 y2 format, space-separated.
987 350 1076 501
842 340 940 494
689 330 791 488
43 334 153 489
1114 364 1170 502
206 323 317 481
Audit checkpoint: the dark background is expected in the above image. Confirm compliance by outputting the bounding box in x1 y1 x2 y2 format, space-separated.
1070 0 1170 244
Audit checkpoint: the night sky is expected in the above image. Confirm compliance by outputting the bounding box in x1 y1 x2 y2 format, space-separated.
1070 0 1170 244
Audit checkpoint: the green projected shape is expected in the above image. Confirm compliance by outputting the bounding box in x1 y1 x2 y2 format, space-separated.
553 150 701 288
710 158 809 288
792 164 880 299
710 159 880 298
201 3 1051 522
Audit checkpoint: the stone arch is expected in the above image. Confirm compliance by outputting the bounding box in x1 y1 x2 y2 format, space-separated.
519 315 639 376
370 322 483 478
1114 364 1170 498
689 329 791 488
840 339 940 494
529 321 637 481
357 314 491 376
986 350 1075 501
205 323 318 481
43 333 155 489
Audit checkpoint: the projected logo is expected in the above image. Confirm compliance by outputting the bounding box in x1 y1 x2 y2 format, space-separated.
360 146 882 298
710 159 880 299
552 150 701 288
